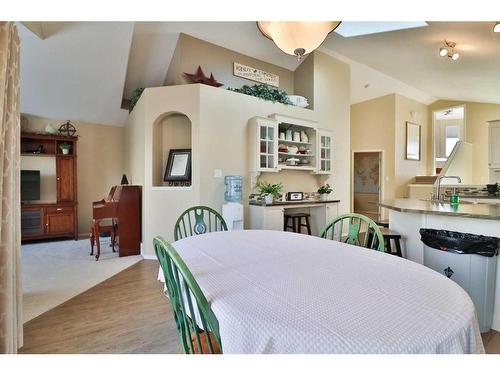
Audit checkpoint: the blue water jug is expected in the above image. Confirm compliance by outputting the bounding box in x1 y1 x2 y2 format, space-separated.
224 175 243 203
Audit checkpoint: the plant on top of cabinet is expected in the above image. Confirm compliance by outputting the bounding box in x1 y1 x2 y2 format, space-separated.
318 184 333 201
59 142 72 155
228 84 292 105
256 181 283 204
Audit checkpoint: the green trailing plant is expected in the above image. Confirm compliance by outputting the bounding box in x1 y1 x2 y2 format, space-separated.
129 87 145 112
318 184 333 195
256 181 284 198
59 142 71 151
228 84 292 105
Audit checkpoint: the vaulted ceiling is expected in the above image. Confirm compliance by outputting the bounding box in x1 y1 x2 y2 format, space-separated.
18 21 500 126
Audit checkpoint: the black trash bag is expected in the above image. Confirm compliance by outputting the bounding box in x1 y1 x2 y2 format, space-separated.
419 228 500 257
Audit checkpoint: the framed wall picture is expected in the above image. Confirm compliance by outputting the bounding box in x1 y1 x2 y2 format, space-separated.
164 149 192 182
406 122 421 161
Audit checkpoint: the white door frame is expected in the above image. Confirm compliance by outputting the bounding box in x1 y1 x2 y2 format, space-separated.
351 149 384 219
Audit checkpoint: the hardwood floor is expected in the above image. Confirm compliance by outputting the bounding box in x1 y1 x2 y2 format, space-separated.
20 259 500 354
20 260 181 354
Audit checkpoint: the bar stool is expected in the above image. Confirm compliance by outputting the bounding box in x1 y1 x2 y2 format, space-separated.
375 219 389 228
380 227 403 257
284 213 311 235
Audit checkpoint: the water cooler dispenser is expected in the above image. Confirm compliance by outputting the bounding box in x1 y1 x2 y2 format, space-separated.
222 176 244 230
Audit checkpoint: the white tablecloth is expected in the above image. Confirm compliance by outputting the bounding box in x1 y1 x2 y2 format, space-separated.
160 230 484 354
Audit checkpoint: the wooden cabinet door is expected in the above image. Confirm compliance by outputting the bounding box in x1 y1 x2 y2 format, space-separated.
45 207 74 235
21 208 45 238
56 156 75 202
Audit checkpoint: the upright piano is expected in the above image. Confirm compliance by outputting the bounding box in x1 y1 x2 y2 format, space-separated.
92 185 141 258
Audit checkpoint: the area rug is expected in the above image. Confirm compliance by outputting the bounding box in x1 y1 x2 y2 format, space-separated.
21 238 142 323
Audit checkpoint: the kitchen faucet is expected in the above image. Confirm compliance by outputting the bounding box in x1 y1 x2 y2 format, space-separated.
432 175 462 201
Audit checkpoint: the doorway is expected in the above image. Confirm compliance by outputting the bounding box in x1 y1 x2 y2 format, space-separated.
352 151 382 221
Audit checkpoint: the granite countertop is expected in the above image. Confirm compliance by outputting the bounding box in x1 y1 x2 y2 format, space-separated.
249 199 340 207
375 198 500 220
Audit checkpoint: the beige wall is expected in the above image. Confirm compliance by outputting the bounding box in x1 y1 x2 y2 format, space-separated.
351 93 429 211
351 94 396 209
428 100 500 184
394 94 429 197
294 54 314 109
126 49 351 257
21 115 125 236
165 33 295 93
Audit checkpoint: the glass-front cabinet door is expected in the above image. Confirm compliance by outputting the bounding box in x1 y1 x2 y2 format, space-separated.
257 120 277 171
318 130 332 174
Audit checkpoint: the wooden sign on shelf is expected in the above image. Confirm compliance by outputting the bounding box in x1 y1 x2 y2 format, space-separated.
233 62 279 87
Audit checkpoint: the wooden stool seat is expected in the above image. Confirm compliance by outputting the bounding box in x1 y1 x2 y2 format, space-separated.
375 220 390 228
284 213 311 235
380 227 403 257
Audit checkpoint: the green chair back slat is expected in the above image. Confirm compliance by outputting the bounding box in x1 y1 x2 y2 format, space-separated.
174 206 228 241
320 213 385 252
154 236 222 354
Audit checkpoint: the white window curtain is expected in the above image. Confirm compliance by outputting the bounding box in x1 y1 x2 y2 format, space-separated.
0 21 22 353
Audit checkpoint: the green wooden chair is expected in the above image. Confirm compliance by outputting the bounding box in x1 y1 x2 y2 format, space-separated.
319 213 385 252
174 206 228 241
154 236 222 354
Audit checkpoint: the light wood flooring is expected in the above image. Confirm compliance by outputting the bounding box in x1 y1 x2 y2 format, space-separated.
20 260 500 354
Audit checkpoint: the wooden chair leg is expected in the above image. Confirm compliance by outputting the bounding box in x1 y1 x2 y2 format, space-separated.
283 215 288 232
111 228 116 252
89 226 95 256
385 237 392 254
93 220 101 261
304 216 311 235
395 237 403 257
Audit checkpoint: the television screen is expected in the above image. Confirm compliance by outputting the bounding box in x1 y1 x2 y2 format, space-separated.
21 170 40 201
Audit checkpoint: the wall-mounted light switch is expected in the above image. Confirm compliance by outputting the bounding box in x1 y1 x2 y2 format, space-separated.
214 169 222 178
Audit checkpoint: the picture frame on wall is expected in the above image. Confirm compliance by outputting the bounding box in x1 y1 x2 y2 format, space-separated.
406 122 421 161
164 149 192 182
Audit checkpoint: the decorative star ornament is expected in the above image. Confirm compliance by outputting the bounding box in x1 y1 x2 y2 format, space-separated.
183 66 224 87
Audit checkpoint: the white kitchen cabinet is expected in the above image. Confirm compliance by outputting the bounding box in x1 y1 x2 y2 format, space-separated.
248 201 340 236
317 129 333 174
249 115 333 177
248 117 279 173
488 120 500 170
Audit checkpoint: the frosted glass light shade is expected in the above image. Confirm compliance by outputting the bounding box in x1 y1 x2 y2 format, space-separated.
494 22 500 33
257 21 341 59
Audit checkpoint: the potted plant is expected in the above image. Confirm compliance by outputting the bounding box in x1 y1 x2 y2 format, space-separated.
318 184 333 201
256 181 283 204
59 142 72 155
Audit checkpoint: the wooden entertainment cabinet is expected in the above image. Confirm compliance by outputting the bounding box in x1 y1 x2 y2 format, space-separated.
21 132 78 241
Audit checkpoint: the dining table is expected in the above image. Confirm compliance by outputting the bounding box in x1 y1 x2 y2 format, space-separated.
158 230 485 354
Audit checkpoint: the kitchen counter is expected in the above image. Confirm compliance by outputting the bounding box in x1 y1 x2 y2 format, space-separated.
375 198 500 220
249 199 340 207
375 198 500 330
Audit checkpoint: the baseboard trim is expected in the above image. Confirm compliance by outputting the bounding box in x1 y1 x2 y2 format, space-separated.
142 254 157 260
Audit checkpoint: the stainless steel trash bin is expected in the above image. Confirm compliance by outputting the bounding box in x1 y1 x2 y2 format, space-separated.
420 229 499 333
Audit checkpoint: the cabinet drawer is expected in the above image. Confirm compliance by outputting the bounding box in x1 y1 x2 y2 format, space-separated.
46 206 73 215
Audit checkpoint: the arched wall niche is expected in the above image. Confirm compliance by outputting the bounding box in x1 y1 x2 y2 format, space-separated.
151 111 192 187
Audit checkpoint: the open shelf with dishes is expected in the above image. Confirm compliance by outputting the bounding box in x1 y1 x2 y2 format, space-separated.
248 114 333 183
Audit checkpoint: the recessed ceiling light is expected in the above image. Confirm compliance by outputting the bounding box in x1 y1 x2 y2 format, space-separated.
494 22 500 33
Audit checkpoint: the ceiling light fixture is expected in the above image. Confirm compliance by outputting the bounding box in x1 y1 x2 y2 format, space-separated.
439 40 460 61
257 21 341 61
494 22 500 33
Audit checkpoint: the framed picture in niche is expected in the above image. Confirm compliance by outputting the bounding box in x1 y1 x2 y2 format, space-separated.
406 122 421 161
164 149 192 183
